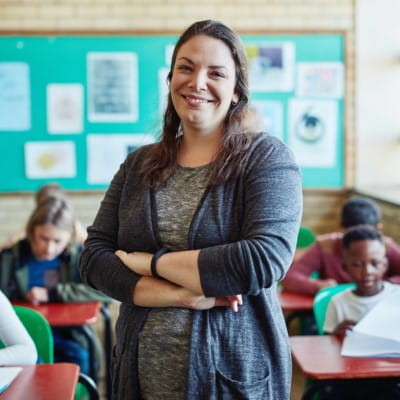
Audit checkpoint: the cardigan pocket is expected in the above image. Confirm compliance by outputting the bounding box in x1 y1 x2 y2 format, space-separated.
215 368 271 400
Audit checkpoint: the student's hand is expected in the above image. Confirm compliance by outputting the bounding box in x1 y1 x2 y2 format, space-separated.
178 288 243 312
316 278 338 291
333 319 356 336
115 250 152 276
26 287 49 305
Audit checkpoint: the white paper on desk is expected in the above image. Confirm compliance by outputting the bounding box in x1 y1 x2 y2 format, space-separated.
353 289 400 341
0 367 22 393
341 289 400 357
341 330 400 358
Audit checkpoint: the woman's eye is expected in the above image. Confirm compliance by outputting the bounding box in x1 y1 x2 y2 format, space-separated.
177 65 191 72
211 71 225 78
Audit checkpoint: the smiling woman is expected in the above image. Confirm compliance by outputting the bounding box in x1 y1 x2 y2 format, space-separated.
80 19 303 400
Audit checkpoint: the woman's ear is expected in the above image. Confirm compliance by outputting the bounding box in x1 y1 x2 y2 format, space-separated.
232 92 239 105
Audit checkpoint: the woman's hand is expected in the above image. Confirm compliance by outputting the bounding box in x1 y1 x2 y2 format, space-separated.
115 250 152 276
179 289 243 312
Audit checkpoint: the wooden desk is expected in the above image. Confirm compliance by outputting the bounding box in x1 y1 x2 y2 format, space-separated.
290 335 400 400
11 301 101 326
278 290 314 327
0 363 79 400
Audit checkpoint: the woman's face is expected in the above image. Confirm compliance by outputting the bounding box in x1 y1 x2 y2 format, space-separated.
30 224 71 261
170 34 239 136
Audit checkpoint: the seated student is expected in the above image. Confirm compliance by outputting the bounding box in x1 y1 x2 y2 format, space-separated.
0 183 87 251
323 225 399 335
282 197 400 295
0 197 109 375
321 225 400 400
0 290 37 365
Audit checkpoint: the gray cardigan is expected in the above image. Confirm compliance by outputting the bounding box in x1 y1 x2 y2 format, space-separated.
79 134 303 400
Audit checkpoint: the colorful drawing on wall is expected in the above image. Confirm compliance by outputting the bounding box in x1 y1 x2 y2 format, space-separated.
0 62 31 131
87 52 138 122
246 42 295 92
24 141 76 178
47 83 83 134
250 100 283 140
87 133 154 184
288 98 337 168
296 62 344 98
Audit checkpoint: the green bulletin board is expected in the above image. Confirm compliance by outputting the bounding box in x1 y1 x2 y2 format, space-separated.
0 32 345 192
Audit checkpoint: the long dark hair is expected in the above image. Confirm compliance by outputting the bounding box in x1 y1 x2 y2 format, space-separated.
140 19 260 187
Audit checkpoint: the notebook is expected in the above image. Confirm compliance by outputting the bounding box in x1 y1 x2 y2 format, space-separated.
0 367 22 394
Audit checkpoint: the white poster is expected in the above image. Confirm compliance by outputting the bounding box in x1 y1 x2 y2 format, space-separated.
247 42 295 92
158 67 169 116
296 62 344 98
250 100 283 140
47 83 83 134
25 141 76 178
288 98 337 167
0 62 31 131
87 134 155 184
87 52 138 122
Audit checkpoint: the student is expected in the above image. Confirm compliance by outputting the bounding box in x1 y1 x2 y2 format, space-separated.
323 225 399 335
0 290 37 366
0 196 109 374
321 225 400 400
0 183 87 251
282 197 400 295
80 19 302 400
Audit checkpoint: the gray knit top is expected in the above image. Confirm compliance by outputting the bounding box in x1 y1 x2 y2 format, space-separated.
138 164 209 399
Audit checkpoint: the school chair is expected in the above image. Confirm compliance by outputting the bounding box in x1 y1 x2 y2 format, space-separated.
0 306 99 400
296 226 316 249
313 283 356 335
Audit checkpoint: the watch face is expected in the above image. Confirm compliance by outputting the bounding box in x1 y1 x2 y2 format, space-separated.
296 110 324 143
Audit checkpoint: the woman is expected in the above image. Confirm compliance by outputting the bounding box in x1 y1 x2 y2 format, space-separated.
0 196 108 374
0 290 37 366
80 20 302 399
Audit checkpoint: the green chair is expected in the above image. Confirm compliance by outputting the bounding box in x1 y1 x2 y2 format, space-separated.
313 283 356 335
13 305 54 363
296 226 316 249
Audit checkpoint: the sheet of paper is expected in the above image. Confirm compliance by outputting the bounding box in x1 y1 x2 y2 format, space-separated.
0 62 31 131
87 133 154 185
341 289 400 357
0 367 22 394
341 330 400 358
47 83 83 134
353 289 400 342
25 141 76 178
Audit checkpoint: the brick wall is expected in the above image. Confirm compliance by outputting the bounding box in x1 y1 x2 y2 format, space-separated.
0 0 359 243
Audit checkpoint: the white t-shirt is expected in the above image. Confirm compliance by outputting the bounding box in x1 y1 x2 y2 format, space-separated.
0 291 37 365
323 282 399 334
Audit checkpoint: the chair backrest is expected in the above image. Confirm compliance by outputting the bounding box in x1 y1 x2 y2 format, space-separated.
296 226 316 249
313 283 356 335
13 306 54 363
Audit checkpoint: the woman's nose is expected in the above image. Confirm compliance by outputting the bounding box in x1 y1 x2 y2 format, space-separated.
188 71 207 91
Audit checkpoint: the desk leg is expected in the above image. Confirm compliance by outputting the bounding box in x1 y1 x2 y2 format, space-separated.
100 305 112 400
78 325 97 382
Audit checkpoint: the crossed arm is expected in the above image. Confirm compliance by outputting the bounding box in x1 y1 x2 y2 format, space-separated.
115 249 242 312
